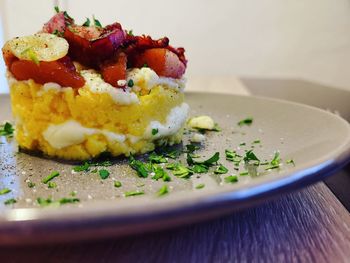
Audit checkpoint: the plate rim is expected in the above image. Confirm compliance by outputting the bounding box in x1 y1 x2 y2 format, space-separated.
0 92 350 244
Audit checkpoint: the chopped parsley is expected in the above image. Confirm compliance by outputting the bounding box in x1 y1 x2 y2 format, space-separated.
124 190 144 197
27 181 35 188
212 123 222 132
37 197 79 207
151 165 171 182
127 30 134 36
237 117 253 127
73 162 90 172
214 164 229 174
149 152 167 163
82 18 91 26
164 149 180 159
185 144 200 153
239 142 246 146
225 175 238 183
152 128 159 136
92 16 102 27
192 164 209 173
243 150 260 163
239 171 249 176
54 6 60 13
143 63 149 68
225 150 240 162
286 159 295 166
37 197 53 207
42 171 59 184
129 157 149 178
0 122 14 137
127 79 134 87
157 185 169 197
166 163 193 178
114 181 122 188
47 182 57 189
4 198 16 205
59 197 80 205
99 169 110 179
265 151 281 170
195 183 205 189
187 152 220 166
52 29 64 37
253 140 261 144
0 188 11 195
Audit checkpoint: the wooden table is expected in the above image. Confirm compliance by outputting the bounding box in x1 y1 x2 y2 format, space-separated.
1 79 350 263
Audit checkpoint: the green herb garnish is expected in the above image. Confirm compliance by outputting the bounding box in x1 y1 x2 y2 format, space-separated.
73 162 90 172
151 165 171 182
52 29 64 37
286 159 295 166
166 163 193 178
214 164 229 174
185 144 200 153
239 171 249 176
265 151 281 170
27 181 35 188
124 190 145 197
82 18 91 26
129 157 149 178
225 175 238 183
192 164 209 173
99 169 110 179
59 197 80 205
127 79 134 87
243 150 260 163
42 171 59 184
127 30 134 36
253 140 261 144
164 149 180 159
92 16 102 27
0 188 11 195
157 185 169 197
239 142 246 146
152 128 159 136
54 6 60 13
187 152 220 166
37 197 53 207
238 117 253 127
212 123 222 132
143 63 149 68
148 152 167 163
4 198 16 205
0 122 14 137
47 182 57 188
114 181 122 188
195 183 205 189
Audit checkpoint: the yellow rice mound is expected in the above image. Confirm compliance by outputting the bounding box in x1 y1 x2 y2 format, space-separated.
9 79 185 160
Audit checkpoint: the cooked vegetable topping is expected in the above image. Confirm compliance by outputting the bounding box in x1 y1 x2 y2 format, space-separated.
99 169 110 179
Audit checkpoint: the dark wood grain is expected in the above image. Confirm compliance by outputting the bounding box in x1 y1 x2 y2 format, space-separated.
1 182 350 263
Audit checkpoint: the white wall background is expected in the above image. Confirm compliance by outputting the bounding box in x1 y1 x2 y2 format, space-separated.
1 0 350 93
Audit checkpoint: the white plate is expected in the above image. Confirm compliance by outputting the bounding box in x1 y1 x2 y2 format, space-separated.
0 92 349 245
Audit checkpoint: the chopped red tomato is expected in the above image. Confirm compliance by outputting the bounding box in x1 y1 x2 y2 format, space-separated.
131 48 186 78
10 56 85 88
100 52 127 87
